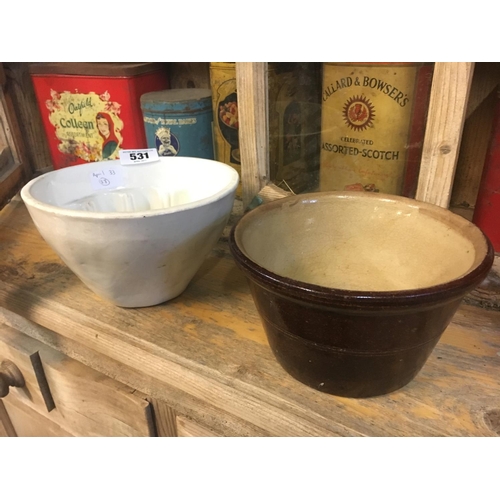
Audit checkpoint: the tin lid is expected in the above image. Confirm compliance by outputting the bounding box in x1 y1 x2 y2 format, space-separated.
29 62 166 77
140 88 213 113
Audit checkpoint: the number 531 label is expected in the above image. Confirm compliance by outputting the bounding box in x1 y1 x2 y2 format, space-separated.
119 148 159 165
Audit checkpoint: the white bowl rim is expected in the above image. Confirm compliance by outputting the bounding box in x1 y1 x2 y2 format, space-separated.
20 157 240 220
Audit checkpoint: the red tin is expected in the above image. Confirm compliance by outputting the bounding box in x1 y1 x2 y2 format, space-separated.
473 87 500 253
30 63 169 169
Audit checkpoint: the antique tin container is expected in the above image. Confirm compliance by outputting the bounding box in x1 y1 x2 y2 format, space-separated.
473 87 500 253
209 62 241 193
319 62 434 197
30 63 169 169
140 88 214 160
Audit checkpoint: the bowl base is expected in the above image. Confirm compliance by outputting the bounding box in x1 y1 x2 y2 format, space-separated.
265 323 441 398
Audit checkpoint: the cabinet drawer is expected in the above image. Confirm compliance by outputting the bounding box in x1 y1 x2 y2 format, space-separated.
0 324 155 436
2 398 72 436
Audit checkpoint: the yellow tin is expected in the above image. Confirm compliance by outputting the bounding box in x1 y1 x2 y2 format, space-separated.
319 62 433 196
209 63 241 195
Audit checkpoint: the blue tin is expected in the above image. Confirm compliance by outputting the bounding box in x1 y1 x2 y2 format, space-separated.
140 88 214 160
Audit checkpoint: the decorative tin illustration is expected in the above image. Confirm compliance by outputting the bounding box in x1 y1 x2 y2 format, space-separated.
319 62 434 196
155 127 179 156
217 89 240 164
30 62 170 169
45 90 123 162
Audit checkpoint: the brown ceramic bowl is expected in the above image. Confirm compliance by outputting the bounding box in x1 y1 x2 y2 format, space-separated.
229 192 494 398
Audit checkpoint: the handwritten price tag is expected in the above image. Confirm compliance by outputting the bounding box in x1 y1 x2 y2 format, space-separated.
90 167 124 190
119 148 159 165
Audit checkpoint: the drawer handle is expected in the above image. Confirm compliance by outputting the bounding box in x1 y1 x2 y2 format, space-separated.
0 360 26 398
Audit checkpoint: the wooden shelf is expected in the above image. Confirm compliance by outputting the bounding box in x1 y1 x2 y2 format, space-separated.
1 196 500 436
236 62 479 209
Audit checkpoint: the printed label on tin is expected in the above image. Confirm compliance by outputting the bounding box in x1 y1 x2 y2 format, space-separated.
45 90 124 162
154 128 179 157
90 167 124 190
144 116 197 126
319 64 422 195
119 149 159 165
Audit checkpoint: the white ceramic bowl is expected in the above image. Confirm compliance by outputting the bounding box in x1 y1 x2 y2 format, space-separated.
21 157 239 307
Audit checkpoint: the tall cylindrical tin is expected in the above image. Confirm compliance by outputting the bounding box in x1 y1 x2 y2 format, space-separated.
140 88 214 160
209 63 241 179
319 62 434 196
473 87 500 253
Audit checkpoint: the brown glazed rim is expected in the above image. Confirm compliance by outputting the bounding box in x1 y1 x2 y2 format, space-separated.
229 193 495 310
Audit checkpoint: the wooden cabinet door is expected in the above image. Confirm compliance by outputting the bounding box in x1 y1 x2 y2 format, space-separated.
0 324 155 436
0 63 31 210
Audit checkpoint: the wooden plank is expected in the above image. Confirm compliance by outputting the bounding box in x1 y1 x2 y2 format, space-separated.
236 62 269 208
449 95 494 210
0 83 29 173
147 397 178 437
463 62 500 120
0 84 30 209
3 63 53 174
176 415 220 437
416 62 475 208
0 63 5 87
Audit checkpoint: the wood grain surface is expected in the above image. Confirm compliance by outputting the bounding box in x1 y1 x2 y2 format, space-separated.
450 63 500 210
0 323 154 437
1 197 499 436
236 62 269 208
416 63 475 208
3 63 53 174
0 400 16 436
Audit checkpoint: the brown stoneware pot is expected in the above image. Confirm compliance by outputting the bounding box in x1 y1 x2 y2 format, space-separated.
229 192 494 398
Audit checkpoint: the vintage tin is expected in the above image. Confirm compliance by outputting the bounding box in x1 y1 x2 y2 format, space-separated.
140 88 214 160
209 63 241 179
473 87 500 253
30 63 169 169
319 62 434 196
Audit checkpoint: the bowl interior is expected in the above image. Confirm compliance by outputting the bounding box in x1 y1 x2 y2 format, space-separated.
235 192 489 292
23 157 239 215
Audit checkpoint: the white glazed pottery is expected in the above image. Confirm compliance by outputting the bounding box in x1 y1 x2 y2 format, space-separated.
21 157 239 307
